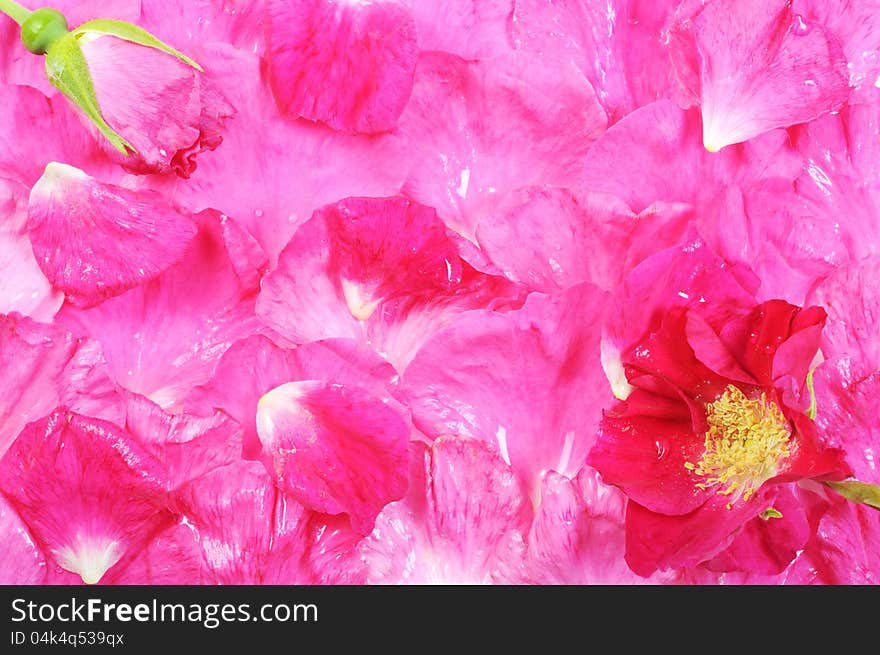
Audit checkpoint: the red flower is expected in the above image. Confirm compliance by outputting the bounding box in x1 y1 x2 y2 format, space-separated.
588 237 849 577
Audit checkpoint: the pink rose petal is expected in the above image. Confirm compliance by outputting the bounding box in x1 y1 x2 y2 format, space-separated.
0 313 77 458
57 211 264 410
669 0 849 151
28 162 198 307
265 0 418 134
0 411 171 584
403 284 611 495
256 379 409 535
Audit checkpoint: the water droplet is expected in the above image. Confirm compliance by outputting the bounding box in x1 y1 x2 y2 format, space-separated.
792 14 813 36
655 440 667 459
254 209 264 218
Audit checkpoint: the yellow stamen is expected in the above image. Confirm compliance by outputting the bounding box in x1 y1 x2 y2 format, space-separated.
685 385 791 507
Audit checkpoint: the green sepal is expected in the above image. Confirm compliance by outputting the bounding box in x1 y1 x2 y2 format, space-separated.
72 19 203 72
44 33 134 155
760 507 783 520
825 480 880 511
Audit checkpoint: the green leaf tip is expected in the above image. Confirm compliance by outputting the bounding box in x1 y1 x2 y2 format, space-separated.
44 33 135 156
825 480 880 511
806 368 818 421
73 19 203 72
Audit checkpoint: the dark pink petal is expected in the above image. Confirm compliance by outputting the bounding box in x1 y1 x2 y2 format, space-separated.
707 485 810 574
398 50 606 241
601 234 756 399
0 411 170 584
257 196 523 370
0 177 62 320
625 490 772 577
266 0 417 133
669 0 849 151
589 404 711 516
256 380 409 535
404 284 611 495
0 313 77 458
27 163 198 307
684 311 756 386
57 211 264 411
0 493 47 584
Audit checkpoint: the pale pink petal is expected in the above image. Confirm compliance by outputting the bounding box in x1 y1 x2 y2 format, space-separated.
360 438 532 584
403 284 611 496
705 185 850 305
813 359 880 484
581 100 804 213
476 185 692 292
256 196 523 370
187 335 400 458
265 0 417 134
0 411 171 585
511 0 680 121
174 461 312 583
102 521 211 584
159 47 409 266
0 313 77 458
398 50 606 241
406 0 512 59
57 210 265 411
529 469 659 584
0 493 48 584
27 163 198 307
794 0 880 102
0 85 113 189
0 177 62 320
809 256 880 373
79 34 233 177
123 394 244 489
669 0 849 151
57 339 127 426
141 0 267 55
787 494 880 584
256 380 409 534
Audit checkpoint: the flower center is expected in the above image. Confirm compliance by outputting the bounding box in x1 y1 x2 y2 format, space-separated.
685 385 791 506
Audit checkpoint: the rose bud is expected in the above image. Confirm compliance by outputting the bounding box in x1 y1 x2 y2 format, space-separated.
16 6 232 178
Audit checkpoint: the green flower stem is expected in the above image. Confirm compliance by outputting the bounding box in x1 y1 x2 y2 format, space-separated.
0 0 30 26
